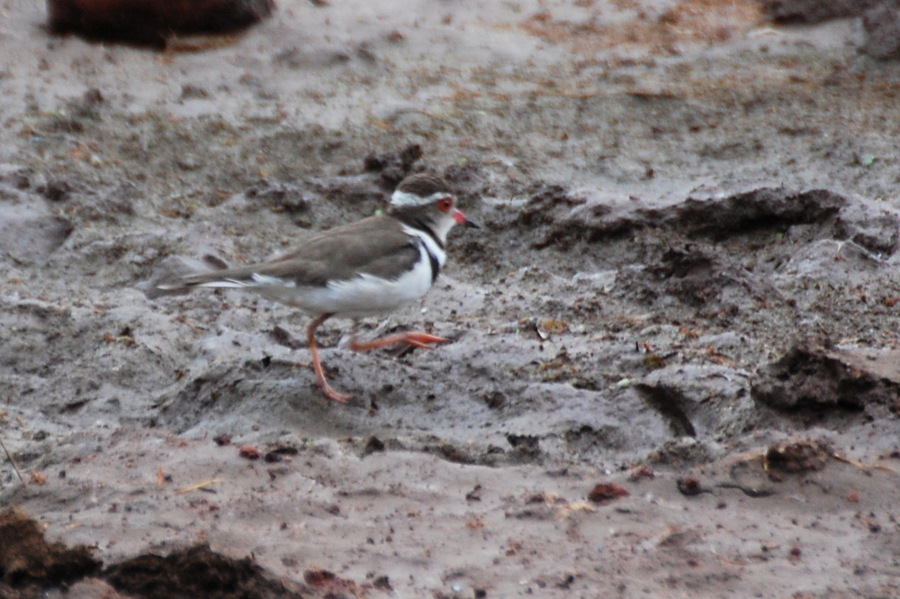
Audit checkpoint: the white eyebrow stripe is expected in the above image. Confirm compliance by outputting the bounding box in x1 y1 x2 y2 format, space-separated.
390 190 447 207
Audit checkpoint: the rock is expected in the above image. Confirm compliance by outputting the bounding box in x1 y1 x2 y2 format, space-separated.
776 239 884 284
834 208 900 255
752 344 900 411
362 144 424 187
862 3 900 60
761 0 900 61
0 205 72 265
761 0 881 23
244 181 312 224
526 187 847 248
668 188 845 240
638 363 755 440
620 242 787 321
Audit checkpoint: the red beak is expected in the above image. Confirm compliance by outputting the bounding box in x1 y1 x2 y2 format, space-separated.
454 209 480 228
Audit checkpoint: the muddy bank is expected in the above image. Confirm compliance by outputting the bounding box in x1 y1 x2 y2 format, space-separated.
1 1 899 597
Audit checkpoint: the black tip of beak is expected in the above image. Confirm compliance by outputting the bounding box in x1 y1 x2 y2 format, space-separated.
465 218 481 229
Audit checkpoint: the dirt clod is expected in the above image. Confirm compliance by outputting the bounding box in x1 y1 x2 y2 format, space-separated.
0 508 100 589
587 483 629 504
104 544 302 599
764 440 831 474
47 0 275 47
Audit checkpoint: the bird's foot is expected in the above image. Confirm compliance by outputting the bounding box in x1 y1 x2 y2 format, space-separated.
316 377 351 404
349 331 446 352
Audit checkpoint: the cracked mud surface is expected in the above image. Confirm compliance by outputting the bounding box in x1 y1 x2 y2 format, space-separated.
1 1 899 598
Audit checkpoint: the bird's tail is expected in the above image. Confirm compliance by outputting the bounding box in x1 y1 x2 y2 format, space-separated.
156 271 248 291
141 255 244 299
142 254 282 299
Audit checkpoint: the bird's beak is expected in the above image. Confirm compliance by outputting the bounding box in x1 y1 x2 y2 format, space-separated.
454 209 480 229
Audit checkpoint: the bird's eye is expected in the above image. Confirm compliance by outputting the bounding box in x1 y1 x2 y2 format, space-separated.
438 197 453 212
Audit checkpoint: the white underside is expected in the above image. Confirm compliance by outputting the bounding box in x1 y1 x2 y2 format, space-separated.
198 230 443 317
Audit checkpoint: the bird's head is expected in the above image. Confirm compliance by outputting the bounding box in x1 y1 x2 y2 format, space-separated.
389 173 479 244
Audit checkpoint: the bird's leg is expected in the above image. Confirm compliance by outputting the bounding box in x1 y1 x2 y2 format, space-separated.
306 313 350 404
349 330 447 352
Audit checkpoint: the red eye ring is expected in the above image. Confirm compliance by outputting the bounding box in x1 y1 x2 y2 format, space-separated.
438 197 454 212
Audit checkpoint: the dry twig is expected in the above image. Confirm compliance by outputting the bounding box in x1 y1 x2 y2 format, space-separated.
0 434 27 488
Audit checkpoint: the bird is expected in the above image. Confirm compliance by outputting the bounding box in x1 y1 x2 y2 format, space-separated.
156 173 478 403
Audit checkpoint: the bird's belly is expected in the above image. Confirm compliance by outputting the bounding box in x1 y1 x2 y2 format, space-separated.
259 255 434 318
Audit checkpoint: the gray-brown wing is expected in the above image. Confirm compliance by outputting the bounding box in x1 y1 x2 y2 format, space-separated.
180 215 421 287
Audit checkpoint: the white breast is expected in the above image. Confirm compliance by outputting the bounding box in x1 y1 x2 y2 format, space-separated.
403 224 446 269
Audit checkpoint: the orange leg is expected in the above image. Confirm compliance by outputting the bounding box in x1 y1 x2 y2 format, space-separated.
306 313 350 404
348 331 447 352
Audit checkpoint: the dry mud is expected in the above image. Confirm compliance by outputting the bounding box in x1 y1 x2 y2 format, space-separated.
1 1 899 598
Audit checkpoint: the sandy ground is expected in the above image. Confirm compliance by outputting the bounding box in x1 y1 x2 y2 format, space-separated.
1 0 899 597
